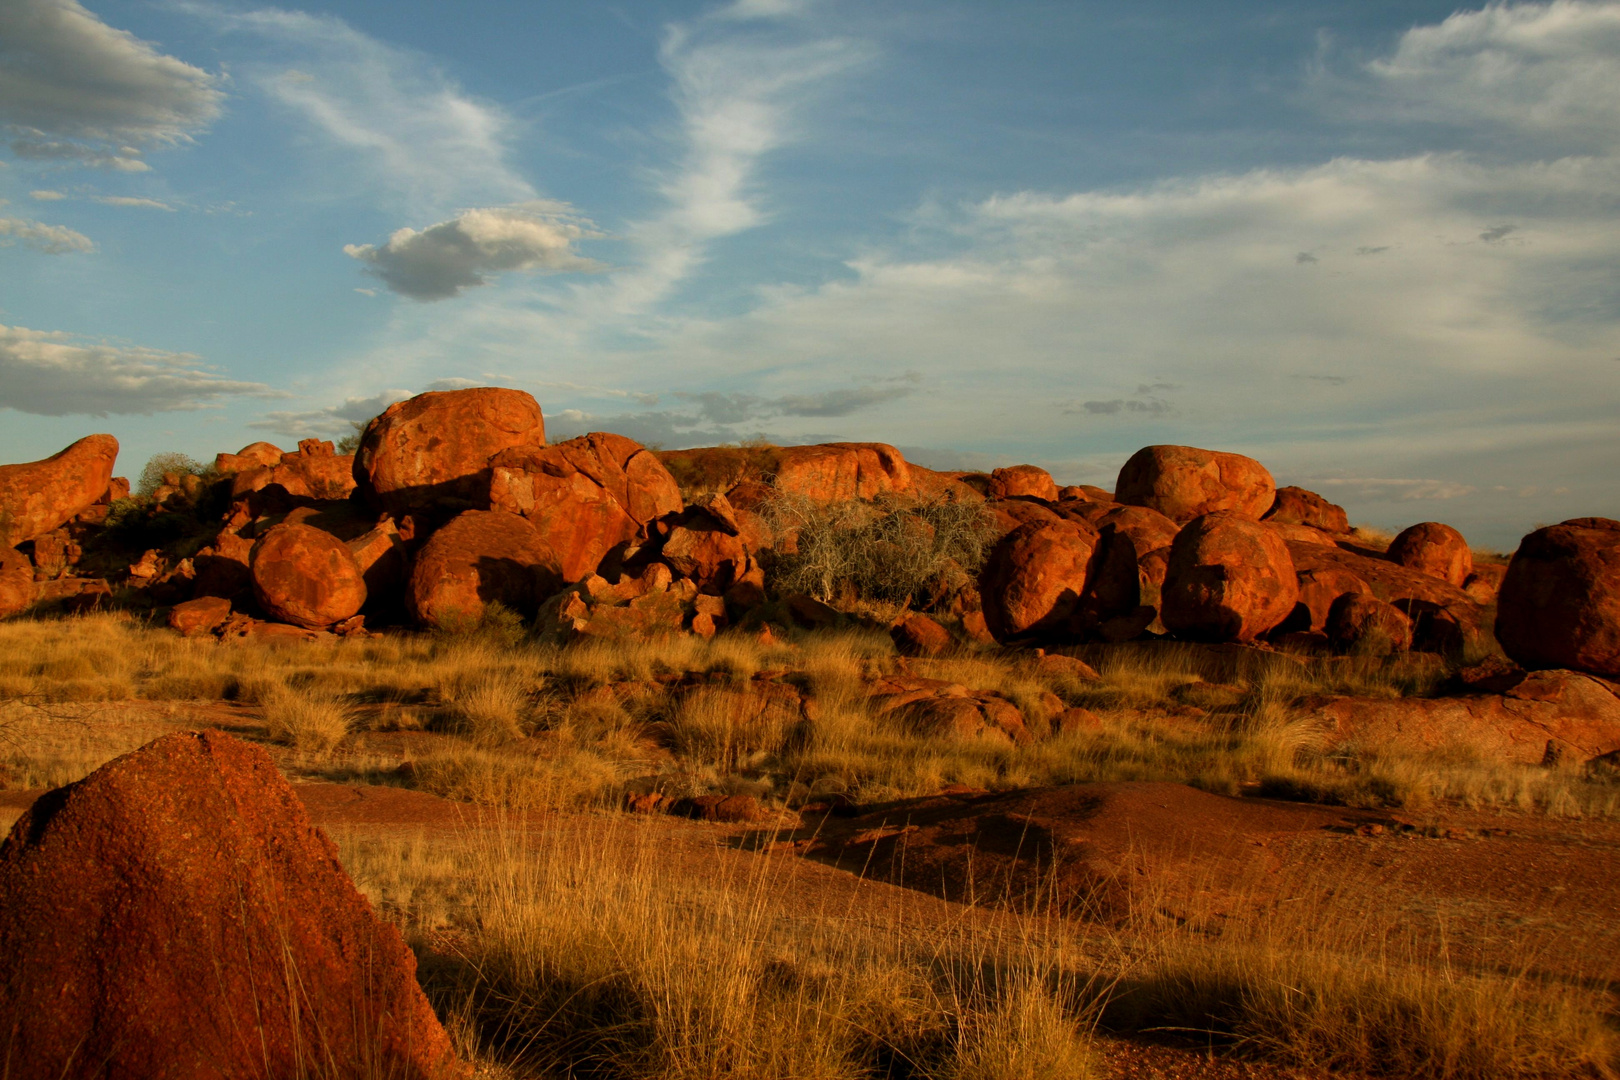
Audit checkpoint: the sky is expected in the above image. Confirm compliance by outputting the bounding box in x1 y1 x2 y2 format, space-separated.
1 0 1617 549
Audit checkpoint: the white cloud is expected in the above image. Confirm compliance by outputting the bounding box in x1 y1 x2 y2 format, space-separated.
94 195 173 210
188 4 530 211
0 324 273 416
0 0 221 165
344 203 601 300
0 215 92 253
28 189 65 200
248 388 412 439
1316 477 1479 501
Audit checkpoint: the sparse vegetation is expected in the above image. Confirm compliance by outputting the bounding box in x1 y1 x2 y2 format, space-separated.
135 451 211 498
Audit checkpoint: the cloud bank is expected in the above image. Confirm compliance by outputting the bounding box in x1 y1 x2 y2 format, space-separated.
0 214 92 254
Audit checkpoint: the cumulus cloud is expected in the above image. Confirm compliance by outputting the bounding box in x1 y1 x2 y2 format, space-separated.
94 195 173 210
0 0 221 168
28 189 65 200
249 388 413 439
0 215 92 254
344 204 602 300
1316 477 1479 501
0 324 273 416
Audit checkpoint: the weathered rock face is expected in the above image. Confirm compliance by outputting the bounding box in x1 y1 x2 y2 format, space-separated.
656 441 911 503
1288 565 1371 633
192 530 255 600
1 546 35 619
988 465 1059 502
0 732 464 1080
355 388 546 516
0 434 119 548
250 523 368 629
1263 486 1350 534
347 518 409 601
536 563 726 642
1387 521 1473 588
408 509 562 629
1496 518 1620 678
489 432 681 582
892 612 954 656
865 676 1031 745
979 519 1100 641
987 498 1063 537
1327 592 1413 654
1114 445 1276 524
231 439 357 502
168 595 232 637
661 500 754 595
908 465 986 503
1288 540 1486 654
1079 505 1179 640
213 441 284 474
1161 512 1298 642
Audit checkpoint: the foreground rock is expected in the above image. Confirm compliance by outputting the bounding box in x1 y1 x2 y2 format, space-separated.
978 519 1099 641
250 523 368 629
0 434 119 547
1497 518 1620 678
1114 444 1275 523
1387 521 1473 588
0 731 463 1080
355 387 547 516
408 509 562 629
1161 512 1298 642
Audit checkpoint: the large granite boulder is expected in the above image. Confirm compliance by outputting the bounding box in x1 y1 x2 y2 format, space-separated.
355 387 546 516
987 465 1058 503
1387 521 1473 588
1161 512 1298 642
408 509 562 629
0 731 464 1079
1114 444 1275 524
1263 485 1349 534
979 519 1100 641
0 546 35 619
1497 518 1620 678
0 434 119 547
250 523 368 629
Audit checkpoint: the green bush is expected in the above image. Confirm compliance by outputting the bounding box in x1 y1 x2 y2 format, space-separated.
135 452 209 498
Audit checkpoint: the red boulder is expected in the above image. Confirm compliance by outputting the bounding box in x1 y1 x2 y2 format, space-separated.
250 523 368 629
1 546 35 619
1161 512 1298 642
1387 521 1473 588
0 731 463 1080
1496 518 1620 678
355 387 546 516
1114 444 1276 523
1263 486 1350 534
988 465 1058 502
0 434 119 547
408 509 562 629
1326 592 1413 654
168 595 232 637
979 519 1100 641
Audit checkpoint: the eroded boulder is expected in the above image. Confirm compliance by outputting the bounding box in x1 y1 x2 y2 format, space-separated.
0 731 464 1080
1387 521 1473 588
1115 445 1275 524
1161 512 1298 642
1263 486 1350 534
355 388 546 516
230 439 356 502
0 435 119 548
979 519 1100 641
1326 592 1413 654
250 523 368 629
408 509 561 629
1496 518 1620 678
1 546 35 619
988 465 1058 502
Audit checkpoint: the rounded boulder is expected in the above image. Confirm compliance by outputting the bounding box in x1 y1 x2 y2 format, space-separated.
1496 518 1620 677
1114 445 1276 524
1264 486 1350 534
0 434 119 547
979 519 1099 641
1387 521 1473 588
355 387 546 516
408 509 562 629
250 524 367 629
1162 512 1299 642
988 465 1059 502
1327 592 1413 654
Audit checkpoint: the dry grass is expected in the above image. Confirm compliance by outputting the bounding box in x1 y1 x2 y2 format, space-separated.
262 685 353 755
336 818 1619 1080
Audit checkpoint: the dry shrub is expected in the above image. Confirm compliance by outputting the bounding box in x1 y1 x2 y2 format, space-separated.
941 982 1094 1080
448 676 530 745
408 746 626 811
261 686 352 755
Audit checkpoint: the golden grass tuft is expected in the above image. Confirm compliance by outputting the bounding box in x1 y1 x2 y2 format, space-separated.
261 685 352 755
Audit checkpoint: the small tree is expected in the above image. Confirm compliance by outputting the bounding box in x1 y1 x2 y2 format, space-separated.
136 452 207 498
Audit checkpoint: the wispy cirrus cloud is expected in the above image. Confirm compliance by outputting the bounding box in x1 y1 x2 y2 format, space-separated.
0 212 92 253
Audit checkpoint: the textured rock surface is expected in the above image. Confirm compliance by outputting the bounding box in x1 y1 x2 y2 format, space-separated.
355 388 546 516
0 731 463 1080
866 676 1030 745
1288 540 1486 653
1114 444 1275 524
1387 521 1473 588
1161 512 1298 642
347 518 409 601
230 439 357 502
250 523 368 629
1078 504 1179 639
987 465 1059 502
1497 518 1620 677
1263 486 1350 534
0 546 35 619
979 519 1100 641
0 434 119 548
213 441 284 474
1326 592 1413 654
892 612 954 656
408 509 562 629
168 595 232 637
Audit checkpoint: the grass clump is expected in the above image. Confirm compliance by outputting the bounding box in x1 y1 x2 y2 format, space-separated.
261 685 352 755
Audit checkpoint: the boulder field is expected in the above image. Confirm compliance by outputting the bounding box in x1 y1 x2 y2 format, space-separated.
2 393 1618 682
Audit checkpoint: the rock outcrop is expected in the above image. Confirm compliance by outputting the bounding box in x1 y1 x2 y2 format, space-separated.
1263 486 1349 534
1387 521 1473 588
1496 518 1620 678
1287 540 1486 653
408 509 562 629
489 432 681 582
657 441 912 503
213 441 284 474
167 595 232 637
1161 512 1298 642
979 519 1100 641
355 388 546 516
229 438 356 502
250 523 368 629
1114 444 1275 524
1078 504 1179 640
0 731 463 1080
0 434 119 547
987 465 1058 502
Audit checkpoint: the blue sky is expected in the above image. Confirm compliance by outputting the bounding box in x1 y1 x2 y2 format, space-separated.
2 0 1617 548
